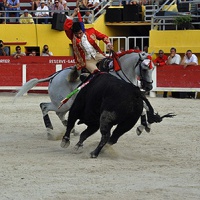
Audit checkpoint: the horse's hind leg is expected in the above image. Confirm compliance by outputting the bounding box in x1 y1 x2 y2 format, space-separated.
56 111 79 136
40 102 65 140
56 111 67 126
40 102 53 130
136 110 151 136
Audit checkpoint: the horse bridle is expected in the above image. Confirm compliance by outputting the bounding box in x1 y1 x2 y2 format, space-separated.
137 53 153 86
115 53 153 87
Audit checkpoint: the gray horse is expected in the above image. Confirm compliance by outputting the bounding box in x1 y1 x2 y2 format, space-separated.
14 51 154 138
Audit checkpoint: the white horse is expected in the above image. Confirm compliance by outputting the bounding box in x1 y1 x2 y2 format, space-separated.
14 51 154 139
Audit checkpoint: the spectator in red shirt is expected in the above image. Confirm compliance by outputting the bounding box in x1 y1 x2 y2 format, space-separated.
153 50 168 98
153 50 168 67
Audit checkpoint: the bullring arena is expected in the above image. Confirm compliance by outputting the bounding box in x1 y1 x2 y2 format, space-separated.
0 92 199 200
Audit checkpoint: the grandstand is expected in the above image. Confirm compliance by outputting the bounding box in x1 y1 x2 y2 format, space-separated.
0 0 200 56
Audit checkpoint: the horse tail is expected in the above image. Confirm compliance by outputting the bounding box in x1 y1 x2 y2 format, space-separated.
13 71 59 102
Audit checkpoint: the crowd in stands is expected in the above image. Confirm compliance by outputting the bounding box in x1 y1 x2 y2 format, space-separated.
0 0 176 24
0 0 70 24
116 45 198 99
0 40 53 56
0 0 102 24
153 47 198 98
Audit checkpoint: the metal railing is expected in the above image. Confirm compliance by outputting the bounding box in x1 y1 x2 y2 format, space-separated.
150 0 200 30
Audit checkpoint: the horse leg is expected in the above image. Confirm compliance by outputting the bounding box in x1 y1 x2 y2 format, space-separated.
136 110 151 136
74 124 99 152
56 111 67 127
40 102 53 130
109 116 139 145
40 102 66 140
136 100 152 135
56 111 79 136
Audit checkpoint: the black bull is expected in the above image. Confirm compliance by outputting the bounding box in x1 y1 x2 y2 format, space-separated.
61 73 174 158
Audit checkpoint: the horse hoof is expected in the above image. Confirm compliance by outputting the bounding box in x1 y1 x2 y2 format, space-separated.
136 125 144 136
145 123 151 133
60 139 70 148
145 127 151 133
74 144 83 153
74 143 83 150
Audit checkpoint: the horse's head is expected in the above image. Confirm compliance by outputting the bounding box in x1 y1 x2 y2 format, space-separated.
136 52 154 92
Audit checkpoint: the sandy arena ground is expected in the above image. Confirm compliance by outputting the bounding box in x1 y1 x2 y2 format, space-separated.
0 93 199 200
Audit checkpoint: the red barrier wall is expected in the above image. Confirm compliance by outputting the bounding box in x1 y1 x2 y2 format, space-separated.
156 65 200 88
0 56 75 88
1 57 200 92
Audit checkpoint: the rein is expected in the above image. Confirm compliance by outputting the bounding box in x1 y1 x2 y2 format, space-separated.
135 53 153 86
110 50 133 84
112 51 143 86
112 51 153 87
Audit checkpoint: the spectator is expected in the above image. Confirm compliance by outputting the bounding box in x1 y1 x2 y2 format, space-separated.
76 0 88 16
0 40 10 56
41 45 53 56
31 0 40 16
29 50 37 56
134 46 140 52
0 0 7 24
50 0 65 17
6 0 20 23
153 50 168 98
166 47 181 98
130 0 138 5
59 0 69 12
82 10 93 24
88 0 99 14
153 49 168 67
119 0 129 6
35 0 49 24
166 47 181 65
12 45 26 59
180 49 198 68
180 50 198 98
46 0 54 9
19 9 34 24
117 47 125 53
88 0 99 9
143 45 148 53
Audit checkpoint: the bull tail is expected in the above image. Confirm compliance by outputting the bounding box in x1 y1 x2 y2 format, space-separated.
160 113 176 120
141 94 176 124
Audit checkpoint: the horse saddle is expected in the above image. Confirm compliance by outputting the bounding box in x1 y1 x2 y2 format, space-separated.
96 58 113 72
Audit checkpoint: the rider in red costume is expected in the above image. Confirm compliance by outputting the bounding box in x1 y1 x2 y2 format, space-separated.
64 8 113 73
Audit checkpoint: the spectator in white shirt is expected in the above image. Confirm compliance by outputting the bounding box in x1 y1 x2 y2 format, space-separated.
180 49 198 68
35 0 49 24
166 47 181 65
82 10 93 24
88 0 99 14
